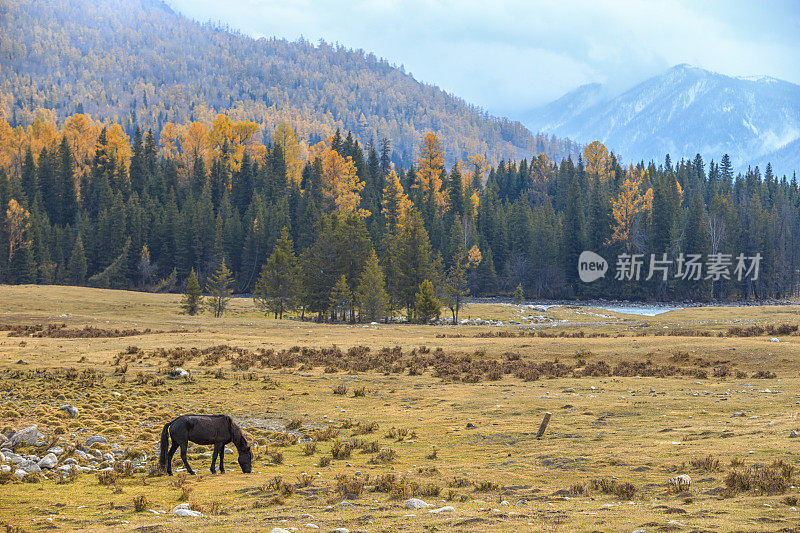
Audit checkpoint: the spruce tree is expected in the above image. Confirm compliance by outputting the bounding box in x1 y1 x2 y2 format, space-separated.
181 268 202 315
354 249 389 322
413 280 440 324
205 259 235 318
68 235 87 284
441 250 469 324
254 227 299 319
329 274 351 322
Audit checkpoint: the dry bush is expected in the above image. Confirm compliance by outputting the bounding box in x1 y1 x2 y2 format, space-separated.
178 485 193 501
449 476 471 488
474 480 499 492
286 419 303 430
330 440 355 459
426 446 438 460
353 421 379 435
303 442 317 456
369 447 398 464
724 460 794 495
690 455 721 472
311 428 339 442
296 473 314 488
336 475 365 498
319 456 331 467
333 383 348 395
97 471 119 486
133 495 149 512
588 478 637 500
352 386 366 397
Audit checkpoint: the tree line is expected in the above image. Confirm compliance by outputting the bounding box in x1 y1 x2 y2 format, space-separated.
1 112 798 324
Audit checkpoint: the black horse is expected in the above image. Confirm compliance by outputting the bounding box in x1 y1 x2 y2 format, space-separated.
159 414 252 475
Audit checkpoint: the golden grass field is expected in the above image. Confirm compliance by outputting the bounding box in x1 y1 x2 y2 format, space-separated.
1 285 799 532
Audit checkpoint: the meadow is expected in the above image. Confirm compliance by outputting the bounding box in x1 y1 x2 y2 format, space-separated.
1 285 799 532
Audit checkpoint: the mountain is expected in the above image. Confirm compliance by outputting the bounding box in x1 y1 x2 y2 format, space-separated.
0 0 579 165
523 64 800 176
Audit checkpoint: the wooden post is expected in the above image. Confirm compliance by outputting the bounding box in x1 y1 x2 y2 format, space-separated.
536 412 552 439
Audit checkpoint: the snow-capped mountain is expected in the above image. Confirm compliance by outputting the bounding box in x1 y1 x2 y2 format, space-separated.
523 65 800 176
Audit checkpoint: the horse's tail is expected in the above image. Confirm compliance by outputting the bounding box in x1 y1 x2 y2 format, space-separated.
158 421 171 468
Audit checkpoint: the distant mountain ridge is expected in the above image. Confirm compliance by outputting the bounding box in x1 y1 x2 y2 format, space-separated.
523 64 800 176
0 0 579 165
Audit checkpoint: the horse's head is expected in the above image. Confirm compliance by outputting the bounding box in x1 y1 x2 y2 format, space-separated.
238 446 252 473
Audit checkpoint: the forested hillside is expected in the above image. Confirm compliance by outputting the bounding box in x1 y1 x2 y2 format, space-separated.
0 110 798 317
0 0 578 165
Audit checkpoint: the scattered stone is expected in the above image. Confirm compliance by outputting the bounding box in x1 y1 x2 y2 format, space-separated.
14 468 26 480
38 453 58 469
305 525 319 530
74 450 88 460
428 506 455 513
405 498 429 509
466 422 476 429
730 412 745 418
169 367 190 379
9 425 41 448
330 529 349 533
269 528 291 533
18 460 41 474
16 359 28 365
58 405 79 418
769 338 780 342
47 446 64 456
86 435 107 446
0 465 10 474
790 430 799 438
173 503 203 517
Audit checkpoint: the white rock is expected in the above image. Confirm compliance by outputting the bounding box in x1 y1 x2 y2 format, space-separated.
405 498 429 509
173 503 203 517
9 425 41 447
330 529 349 533
59 405 79 418
38 453 58 469
304 525 319 530
428 506 455 513
269 529 291 533
47 446 64 456
0 465 10 474
173 509 203 517
790 430 799 438
169 367 190 379
14 468 26 480
769 338 779 342
85 435 107 445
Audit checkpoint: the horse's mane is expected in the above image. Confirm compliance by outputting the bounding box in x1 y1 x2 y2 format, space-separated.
227 416 248 449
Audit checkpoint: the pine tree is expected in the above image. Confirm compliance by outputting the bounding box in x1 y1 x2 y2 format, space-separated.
181 268 202 315
563 173 585 288
253 227 299 319
329 274 351 322
205 259 235 318
354 249 389 322
413 280 440 324
68 234 87 284
513 283 524 304
441 249 469 324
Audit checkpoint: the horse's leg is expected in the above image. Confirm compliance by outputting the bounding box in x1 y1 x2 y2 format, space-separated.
218 443 225 473
210 445 218 474
180 442 195 475
166 442 179 476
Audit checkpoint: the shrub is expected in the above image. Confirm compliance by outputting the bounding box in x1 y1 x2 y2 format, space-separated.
330 440 354 459
369 447 398 464
690 455 720 472
333 383 348 395
319 456 331 467
724 460 794 495
336 475 365 498
97 471 119 486
589 478 637 500
286 419 303 430
303 442 317 456
133 495 149 512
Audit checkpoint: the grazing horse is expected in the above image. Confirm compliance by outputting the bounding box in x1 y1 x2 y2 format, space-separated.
159 414 252 475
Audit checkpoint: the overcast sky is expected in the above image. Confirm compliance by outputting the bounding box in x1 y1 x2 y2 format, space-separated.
167 0 800 118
